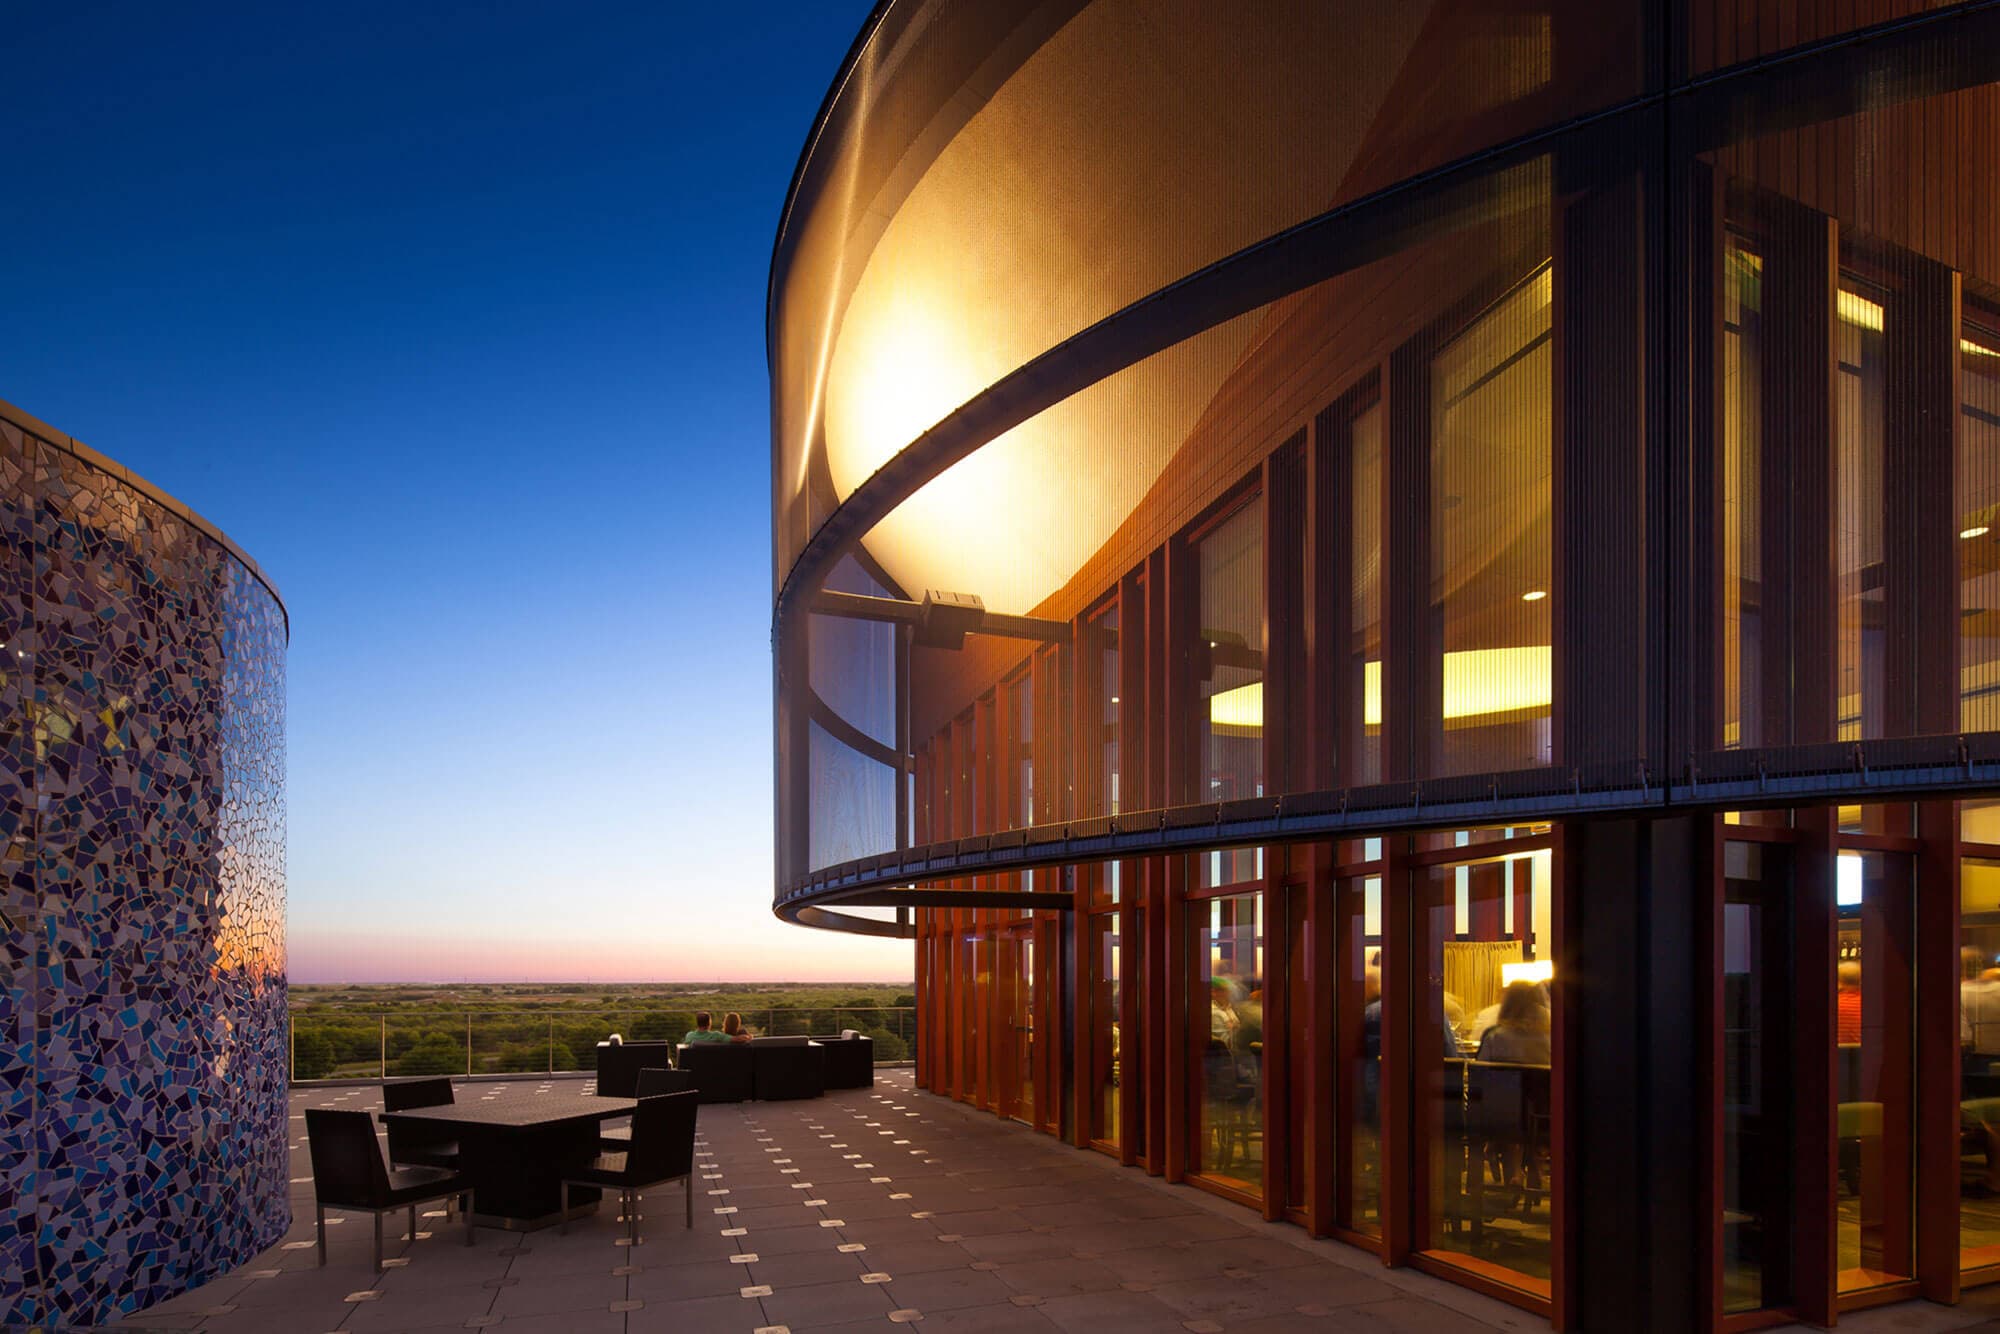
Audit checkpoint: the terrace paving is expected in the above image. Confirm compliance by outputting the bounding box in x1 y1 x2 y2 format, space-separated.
107 1069 2000 1333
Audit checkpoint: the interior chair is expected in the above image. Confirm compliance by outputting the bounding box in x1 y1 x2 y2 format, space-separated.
304 1108 473 1272
599 1068 696 1150
561 1089 699 1245
381 1077 460 1171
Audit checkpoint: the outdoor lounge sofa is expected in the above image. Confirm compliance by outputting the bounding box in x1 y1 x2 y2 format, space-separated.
675 1038 827 1102
595 1040 676 1097
676 1042 755 1103
809 1031 875 1089
750 1036 826 1100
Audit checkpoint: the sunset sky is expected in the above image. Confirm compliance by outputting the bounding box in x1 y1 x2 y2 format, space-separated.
1 1 903 982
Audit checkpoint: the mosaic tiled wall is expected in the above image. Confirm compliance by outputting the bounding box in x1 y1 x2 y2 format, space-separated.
0 411 288 1328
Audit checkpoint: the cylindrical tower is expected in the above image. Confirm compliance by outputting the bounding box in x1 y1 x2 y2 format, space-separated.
0 399 288 1328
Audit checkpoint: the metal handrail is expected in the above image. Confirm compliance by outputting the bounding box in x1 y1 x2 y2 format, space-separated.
288 1005 918 1083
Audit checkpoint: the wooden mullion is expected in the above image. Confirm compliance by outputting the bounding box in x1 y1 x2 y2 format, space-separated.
1144 548 1171 1177
1380 835 1415 1264
1262 874 1289 1221
1915 798 1961 1301
1793 805 1839 1326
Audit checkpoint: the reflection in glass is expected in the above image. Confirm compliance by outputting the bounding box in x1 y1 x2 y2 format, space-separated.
1192 889 1264 1195
1431 265 1552 777
1197 499 1263 887
1963 323 2000 732
1095 604 1122 902
1344 874 1384 1237
1352 402 1383 785
1722 241 1763 750
1004 926 1035 1123
1089 912 1123 1149
1722 840 1790 1313
1835 280 1887 742
1418 847 1554 1288
1834 849 1913 1291
1962 843 2000 1269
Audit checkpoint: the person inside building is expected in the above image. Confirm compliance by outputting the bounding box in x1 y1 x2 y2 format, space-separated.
1837 961 1863 1046
722 1012 755 1044
1964 950 2000 1068
683 1010 729 1044
1476 981 1553 1066
1208 977 1240 1045
1233 981 1264 1067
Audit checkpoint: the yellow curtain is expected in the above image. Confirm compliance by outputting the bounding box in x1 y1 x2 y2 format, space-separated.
1444 939 1524 1015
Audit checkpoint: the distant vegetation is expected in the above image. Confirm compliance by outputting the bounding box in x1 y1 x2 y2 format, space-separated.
289 981 917 1081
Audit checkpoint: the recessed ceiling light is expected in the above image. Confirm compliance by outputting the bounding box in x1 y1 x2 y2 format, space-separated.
1521 589 1547 602
1964 526 1990 540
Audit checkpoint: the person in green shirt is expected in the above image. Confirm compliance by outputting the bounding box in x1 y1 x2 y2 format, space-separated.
683 1011 729 1044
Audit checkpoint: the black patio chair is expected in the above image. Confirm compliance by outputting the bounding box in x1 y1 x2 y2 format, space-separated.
599 1068 696 1150
305 1108 473 1272
561 1089 699 1245
381 1077 460 1171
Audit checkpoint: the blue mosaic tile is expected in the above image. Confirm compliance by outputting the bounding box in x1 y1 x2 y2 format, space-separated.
0 414 287 1327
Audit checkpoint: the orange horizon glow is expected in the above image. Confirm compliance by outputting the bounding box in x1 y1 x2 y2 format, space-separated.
286 929 912 986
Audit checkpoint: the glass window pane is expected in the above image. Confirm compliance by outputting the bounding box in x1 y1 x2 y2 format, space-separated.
1192 887 1264 1195
1198 498 1264 887
1962 843 2000 1270
1722 839 1791 1312
1418 846 1554 1290
1722 241 1763 749
1089 912 1124 1148
1343 874 1384 1237
1835 848 1914 1292
1962 322 2000 732
1835 281 1887 741
1431 266 1553 776
1352 402 1383 785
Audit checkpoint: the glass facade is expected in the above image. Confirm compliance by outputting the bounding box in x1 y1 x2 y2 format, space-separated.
771 3 2000 1328
1192 889 1263 1195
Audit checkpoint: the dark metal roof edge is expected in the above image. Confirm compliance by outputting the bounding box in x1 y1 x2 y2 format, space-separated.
776 741 2000 911
0 396 289 638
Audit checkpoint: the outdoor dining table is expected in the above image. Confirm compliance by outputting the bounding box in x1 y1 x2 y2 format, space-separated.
377 1092 638 1231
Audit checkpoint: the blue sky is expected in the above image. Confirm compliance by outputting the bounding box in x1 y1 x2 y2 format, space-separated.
1 2 906 981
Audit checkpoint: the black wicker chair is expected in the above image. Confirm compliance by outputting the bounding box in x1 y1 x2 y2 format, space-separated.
600 1068 696 1150
595 1040 678 1097
305 1108 472 1272
810 1032 875 1089
676 1042 754 1102
561 1089 699 1245
380 1077 460 1171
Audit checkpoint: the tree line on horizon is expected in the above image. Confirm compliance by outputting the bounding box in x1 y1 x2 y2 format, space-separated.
290 992 917 1080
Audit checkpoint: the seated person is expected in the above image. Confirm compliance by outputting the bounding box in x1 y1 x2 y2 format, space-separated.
683 1010 730 1044
1476 982 1552 1066
722 1012 754 1044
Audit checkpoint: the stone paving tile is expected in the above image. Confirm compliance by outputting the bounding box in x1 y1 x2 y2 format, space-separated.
748 1246 873 1288
1151 1268 1401 1325
757 1274 900 1328
879 1265 1019 1313
112 1069 1564 1334
339 1278 495 1332
992 1255 1128 1299
486 1266 627 1320
1036 1285 1205 1333
856 1240 981 1276
955 1229 1076 1264
625 1254 749 1301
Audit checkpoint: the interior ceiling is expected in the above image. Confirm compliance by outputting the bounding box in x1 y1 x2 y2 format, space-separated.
823 0 1435 614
